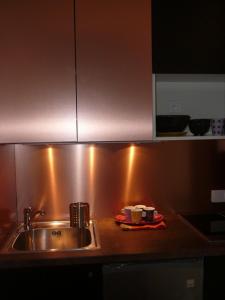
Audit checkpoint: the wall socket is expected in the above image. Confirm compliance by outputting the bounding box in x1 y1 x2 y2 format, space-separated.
211 190 225 203
186 279 195 288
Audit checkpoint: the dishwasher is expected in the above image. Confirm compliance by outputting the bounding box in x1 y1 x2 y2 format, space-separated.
103 258 203 300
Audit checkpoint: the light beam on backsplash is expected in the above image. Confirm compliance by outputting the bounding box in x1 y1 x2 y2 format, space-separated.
123 144 136 206
75 144 85 203
37 195 47 213
88 145 95 217
47 147 58 217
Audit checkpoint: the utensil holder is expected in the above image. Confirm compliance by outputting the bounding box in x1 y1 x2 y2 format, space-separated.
70 202 90 228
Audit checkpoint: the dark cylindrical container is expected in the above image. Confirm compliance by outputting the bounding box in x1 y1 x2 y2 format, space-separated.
69 202 90 228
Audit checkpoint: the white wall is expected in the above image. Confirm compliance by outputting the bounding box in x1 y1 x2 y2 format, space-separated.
155 74 225 119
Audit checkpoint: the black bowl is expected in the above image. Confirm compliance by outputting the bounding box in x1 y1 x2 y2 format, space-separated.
189 119 211 136
156 115 190 133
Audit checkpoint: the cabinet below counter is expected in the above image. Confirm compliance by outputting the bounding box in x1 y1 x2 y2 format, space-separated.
103 258 203 300
0 213 225 300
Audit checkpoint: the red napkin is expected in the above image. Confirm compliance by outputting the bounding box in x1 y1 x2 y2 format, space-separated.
120 221 166 231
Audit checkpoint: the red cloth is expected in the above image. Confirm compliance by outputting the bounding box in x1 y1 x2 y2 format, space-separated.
120 221 166 231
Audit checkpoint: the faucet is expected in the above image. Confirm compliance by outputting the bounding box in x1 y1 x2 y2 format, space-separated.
23 207 45 231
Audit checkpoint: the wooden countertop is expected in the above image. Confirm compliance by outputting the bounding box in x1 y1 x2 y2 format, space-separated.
0 213 224 269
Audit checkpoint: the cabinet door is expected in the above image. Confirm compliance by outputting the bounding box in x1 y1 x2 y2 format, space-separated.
0 264 103 298
0 0 76 143
103 259 203 300
152 0 225 74
76 0 153 142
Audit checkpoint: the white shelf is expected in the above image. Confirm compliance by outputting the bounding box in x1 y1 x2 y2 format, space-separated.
154 135 225 141
152 74 225 143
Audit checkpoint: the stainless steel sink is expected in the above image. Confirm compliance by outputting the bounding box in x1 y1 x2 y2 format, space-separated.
6 220 100 252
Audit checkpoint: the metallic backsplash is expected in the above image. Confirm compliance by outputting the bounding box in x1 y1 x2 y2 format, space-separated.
15 141 225 222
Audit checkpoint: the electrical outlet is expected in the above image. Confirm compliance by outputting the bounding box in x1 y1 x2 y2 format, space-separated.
186 279 195 288
211 190 225 203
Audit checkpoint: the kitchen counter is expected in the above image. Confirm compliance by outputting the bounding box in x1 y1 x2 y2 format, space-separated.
0 212 225 269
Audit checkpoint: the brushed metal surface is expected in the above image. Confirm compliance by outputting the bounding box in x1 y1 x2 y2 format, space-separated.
13 228 91 251
0 0 76 143
76 0 153 141
103 259 203 300
15 141 222 221
0 145 17 247
6 220 99 252
15 144 95 221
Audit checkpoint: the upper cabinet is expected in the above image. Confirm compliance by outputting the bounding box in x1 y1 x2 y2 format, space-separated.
75 0 153 142
152 0 225 140
152 0 225 74
0 0 77 143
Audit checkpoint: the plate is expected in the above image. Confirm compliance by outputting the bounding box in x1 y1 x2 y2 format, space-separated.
115 213 164 225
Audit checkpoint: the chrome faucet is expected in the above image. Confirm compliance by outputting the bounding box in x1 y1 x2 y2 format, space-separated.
23 207 45 231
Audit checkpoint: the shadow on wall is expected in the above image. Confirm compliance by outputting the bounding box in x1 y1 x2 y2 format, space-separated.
14 140 222 220
0 209 16 245
0 145 17 247
111 140 220 214
207 140 225 213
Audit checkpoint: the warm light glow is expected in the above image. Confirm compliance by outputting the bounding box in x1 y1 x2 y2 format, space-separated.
89 145 95 171
37 195 47 212
88 145 95 217
47 147 58 216
123 145 136 205
51 221 65 226
75 144 85 202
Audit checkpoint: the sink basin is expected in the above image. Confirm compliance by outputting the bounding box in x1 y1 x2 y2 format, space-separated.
13 228 91 251
6 220 100 252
